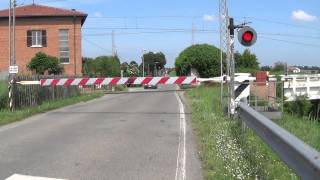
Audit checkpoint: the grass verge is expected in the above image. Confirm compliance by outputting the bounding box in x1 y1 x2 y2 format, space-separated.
186 85 299 179
0 93 104 127
276 114 320 151
0 81 8 109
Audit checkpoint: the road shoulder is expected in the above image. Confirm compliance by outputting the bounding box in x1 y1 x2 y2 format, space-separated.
177 92 203 180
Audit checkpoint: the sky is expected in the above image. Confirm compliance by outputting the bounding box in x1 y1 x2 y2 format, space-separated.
0 0 319 67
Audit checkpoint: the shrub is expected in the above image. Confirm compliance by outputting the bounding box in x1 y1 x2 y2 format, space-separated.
27 52 64 75
284 95 311 117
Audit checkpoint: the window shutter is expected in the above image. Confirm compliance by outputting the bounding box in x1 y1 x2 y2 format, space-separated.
27 30 32 47
42 30 47 47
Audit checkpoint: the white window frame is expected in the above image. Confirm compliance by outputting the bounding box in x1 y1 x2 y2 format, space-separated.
59 29 70 64
31 30 43 47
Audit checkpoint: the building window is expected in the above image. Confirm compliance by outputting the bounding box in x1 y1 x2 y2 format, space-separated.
59 29 70 64
27 30 47 47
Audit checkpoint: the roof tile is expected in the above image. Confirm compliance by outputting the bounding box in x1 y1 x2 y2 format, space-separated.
0 4 87 18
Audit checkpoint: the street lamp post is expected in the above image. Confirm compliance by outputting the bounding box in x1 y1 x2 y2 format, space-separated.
154 62 159 77
142 49 147 77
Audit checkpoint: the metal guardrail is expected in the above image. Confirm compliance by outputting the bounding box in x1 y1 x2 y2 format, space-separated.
238 102 320 179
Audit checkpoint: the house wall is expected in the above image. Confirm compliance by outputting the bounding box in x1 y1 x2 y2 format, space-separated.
0 17 83 75
251 81 277 101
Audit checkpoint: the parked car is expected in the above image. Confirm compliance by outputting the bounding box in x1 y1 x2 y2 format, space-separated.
144 84 158 89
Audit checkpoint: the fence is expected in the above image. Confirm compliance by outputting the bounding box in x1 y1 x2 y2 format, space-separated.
249 81 284 113
238 102 320 179
11 75 81 109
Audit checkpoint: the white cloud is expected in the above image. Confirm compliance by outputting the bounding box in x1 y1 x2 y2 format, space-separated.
292 10 317 22
203 14 216 22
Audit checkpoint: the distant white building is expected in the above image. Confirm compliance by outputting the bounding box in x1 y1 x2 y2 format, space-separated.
288 66 301 74
283 74 320 101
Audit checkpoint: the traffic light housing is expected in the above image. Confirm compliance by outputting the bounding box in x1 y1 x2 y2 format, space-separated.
237 26 257 47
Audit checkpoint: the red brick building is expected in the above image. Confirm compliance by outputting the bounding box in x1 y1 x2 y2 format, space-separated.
0 4 87 75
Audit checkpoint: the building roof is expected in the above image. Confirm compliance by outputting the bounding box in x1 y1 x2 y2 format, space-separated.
0 4 87 24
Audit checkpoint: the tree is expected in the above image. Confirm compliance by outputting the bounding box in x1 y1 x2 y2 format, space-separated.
142 52 166 76
82 57 96 77
95 56 121 77
175 44 222 78
234 51 241 63
261 65 271 71
82 56 121 77
235 49 259 74
128 63 140 77
27 52 64 75
120 62 129 77
272 61 286 73
130 61 138 66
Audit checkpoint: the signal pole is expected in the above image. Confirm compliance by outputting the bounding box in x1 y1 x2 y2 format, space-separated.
219 0 231 115
229 18 236 115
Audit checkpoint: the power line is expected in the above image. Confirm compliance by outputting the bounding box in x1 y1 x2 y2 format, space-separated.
242 16 320 31
2 30 320 42
259 36 320 48
83 37 112 53
260 32 320 39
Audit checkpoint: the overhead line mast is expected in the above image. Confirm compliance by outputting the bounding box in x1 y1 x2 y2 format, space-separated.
219 0 230 114
219 0 258 117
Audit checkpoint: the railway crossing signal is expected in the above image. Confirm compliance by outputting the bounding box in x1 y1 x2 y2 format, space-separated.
237 26 257 47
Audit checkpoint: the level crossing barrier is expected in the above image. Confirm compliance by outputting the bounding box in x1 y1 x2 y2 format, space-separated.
40 76 197 87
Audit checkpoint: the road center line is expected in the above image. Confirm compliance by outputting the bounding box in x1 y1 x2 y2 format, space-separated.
175 92 186 180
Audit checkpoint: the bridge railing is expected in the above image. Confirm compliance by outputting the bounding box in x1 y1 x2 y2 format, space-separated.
238 102 320 179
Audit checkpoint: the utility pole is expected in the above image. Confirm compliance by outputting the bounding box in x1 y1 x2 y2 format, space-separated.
12 0 16 67
73 9 77 75
112 30 116 57
9 0 11 68
192 23 196 45
8 0 17 111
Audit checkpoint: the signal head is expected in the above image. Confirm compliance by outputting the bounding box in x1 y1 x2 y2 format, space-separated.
238 26 257 47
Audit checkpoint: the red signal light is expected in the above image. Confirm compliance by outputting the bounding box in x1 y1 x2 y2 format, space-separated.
242 31 254 42
238 26 257 47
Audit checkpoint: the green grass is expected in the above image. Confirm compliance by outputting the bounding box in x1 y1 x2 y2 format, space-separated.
0 93 104 126
186 85 298 179
275 115 320 151
0 81 8 109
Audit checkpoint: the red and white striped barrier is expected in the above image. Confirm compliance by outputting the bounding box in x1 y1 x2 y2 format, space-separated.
40 76 197 87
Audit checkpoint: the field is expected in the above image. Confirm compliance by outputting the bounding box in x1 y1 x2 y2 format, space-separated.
185 85 314 179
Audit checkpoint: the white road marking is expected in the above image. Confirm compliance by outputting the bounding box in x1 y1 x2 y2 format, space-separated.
175 92 186 180
5 174 67 180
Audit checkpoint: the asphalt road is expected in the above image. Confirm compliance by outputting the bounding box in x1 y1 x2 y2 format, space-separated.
0 85 202 180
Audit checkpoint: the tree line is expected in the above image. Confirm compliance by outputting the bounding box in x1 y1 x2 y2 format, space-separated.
175 44 260 78
82 51 166 77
